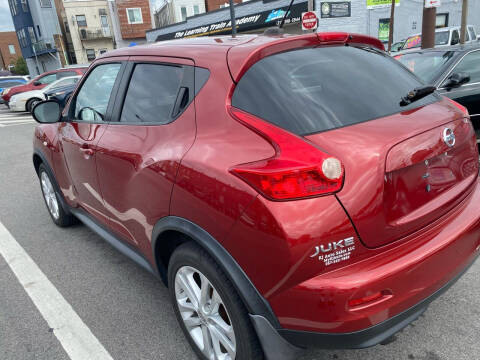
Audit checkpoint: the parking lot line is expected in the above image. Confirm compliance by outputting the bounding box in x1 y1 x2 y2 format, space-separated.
0 221 114 360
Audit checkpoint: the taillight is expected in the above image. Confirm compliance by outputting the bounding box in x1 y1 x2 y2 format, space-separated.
446 97 469 116
228 106 344 201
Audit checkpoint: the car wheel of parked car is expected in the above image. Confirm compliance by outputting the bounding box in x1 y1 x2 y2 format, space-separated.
27 98 42 113
168 242 263 360
38 164 76 227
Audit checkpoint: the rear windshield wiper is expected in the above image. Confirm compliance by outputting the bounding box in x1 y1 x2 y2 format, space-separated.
400 85 436 106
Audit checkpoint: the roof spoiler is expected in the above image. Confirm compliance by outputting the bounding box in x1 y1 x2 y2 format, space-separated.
228 32 385 83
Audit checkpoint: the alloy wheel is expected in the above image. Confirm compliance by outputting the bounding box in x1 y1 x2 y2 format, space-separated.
40 171 59 220
175 265 236 360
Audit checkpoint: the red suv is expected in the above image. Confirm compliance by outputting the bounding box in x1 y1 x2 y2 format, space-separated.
31 33 480 360
2 67 87 105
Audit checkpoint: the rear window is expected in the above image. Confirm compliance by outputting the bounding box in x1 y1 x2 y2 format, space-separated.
232 46 438 135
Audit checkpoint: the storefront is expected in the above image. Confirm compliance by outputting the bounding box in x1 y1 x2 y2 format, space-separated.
146 0 307 42
147 0 480 44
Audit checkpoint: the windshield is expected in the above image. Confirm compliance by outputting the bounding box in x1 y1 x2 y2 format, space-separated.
435 31 449 45
396 51 456 84
43 77 78 93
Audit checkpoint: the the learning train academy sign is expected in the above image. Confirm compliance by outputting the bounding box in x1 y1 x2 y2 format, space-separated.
151 2 307 42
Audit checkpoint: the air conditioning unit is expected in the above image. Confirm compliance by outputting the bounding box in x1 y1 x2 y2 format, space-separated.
45 42 53 49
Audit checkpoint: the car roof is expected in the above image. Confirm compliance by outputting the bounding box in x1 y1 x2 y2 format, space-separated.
98 32 384 79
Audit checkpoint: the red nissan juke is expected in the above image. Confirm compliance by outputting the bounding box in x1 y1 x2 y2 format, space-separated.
31 33 480 360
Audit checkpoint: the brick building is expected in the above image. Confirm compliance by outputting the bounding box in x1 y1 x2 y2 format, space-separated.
117 0 153 39
0 31 21 70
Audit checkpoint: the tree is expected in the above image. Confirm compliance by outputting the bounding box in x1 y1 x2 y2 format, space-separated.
10 57 29 75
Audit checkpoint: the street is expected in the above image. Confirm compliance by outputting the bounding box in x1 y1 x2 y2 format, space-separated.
0 104 479 360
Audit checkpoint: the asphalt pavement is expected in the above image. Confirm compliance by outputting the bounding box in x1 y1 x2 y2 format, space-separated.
0 105 478 360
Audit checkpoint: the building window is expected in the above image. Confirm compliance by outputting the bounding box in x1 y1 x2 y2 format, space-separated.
378 18 390 43
86 49 96 61
436 13 449 28
8 45 16 54
99 48 107 54
127 8 143 24
99 8 107 16
193 5 199 15
28 27 36 43
180 6 187 21
76 15 87 27
64 21 70 33
17 29 26 48
9 0 18 16
21 0 28 12
39 0 51 8
37 25 41 37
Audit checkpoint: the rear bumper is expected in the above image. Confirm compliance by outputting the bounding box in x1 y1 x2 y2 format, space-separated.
277 253 478 349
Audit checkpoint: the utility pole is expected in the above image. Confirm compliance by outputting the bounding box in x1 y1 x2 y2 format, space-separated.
460 0 468 44
228 0 237 38
421 2 436 49
387 0 395 52
308 0 313 11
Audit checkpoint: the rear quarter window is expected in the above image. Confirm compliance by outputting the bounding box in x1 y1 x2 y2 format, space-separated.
232 46 438 135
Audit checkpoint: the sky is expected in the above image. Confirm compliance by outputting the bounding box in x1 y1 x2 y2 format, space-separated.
0 0 15 32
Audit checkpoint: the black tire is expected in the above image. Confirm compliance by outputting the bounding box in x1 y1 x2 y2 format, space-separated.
27 98 42 113
38 164 76 227
168 242 263 360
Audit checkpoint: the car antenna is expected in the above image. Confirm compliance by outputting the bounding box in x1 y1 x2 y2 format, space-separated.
228 0 237 38
279 0 295 29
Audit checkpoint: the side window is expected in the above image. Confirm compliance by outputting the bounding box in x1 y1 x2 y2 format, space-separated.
450 51 480 84
451 30 460 45
37 73 56 84
120 63 185 124
73 63 121 122
57 71 77 79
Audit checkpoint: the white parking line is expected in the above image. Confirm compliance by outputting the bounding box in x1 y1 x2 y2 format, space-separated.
0 222 114 360
0 119 35 124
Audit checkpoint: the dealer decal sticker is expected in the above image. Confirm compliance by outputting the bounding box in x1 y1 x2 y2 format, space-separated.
310 237 356 266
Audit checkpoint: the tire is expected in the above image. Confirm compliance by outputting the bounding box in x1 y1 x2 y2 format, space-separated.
38 164 76 227
27 98 42 113
168 242 263 360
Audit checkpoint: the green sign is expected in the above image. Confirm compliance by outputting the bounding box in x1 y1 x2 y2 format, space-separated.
378 18 390 42
367 0 400 9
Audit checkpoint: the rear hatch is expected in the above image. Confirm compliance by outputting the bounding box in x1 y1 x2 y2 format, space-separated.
230 43 478 248
306 99 478 247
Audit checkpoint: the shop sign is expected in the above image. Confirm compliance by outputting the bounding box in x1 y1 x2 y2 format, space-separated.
320 2 351 18
367 0 400 9
155 3 306 41
425 0 440 8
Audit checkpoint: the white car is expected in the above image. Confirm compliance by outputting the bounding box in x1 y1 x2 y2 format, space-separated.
9 76 80 112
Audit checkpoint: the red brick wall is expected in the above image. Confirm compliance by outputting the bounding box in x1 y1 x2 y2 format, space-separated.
116 0 152 39
0 32 21 69
206 0 241 12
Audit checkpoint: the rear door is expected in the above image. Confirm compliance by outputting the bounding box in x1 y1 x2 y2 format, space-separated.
56 59 125 224
95 57 197 250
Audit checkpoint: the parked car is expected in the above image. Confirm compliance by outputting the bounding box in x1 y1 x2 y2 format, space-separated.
31 33 480 360
44 83 78 109
9 76 80 112
395 44 480 144
0 76 29 104
390 39 406 52
2 67 86 105
402 25 478 51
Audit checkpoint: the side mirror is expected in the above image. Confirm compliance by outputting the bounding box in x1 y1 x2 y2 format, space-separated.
33 81 42 86
444 72 470 89
32 100 61 123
